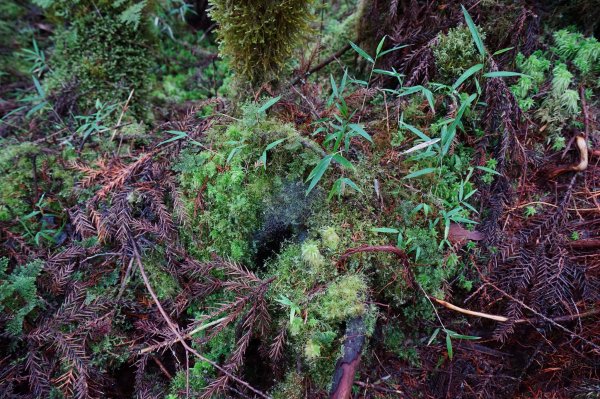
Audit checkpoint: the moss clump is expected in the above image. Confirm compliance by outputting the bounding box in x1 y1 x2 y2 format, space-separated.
175 109 319 260
316 274 367 322
301 240 326 269
42 1 156 116
0 141 76 244
433 25 485 84
272 370 304 399
208 0 314 86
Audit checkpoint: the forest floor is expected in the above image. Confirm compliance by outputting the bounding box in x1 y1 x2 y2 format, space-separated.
1 1 600 398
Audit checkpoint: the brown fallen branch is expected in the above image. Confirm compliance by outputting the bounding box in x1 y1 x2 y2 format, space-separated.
289 43 352 86
337 245 414 287
330 316 366 399
568 238 600 249
548 135 589 178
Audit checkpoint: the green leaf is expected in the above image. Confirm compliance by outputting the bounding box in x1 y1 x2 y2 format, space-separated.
398 85 423 96
329 177 362 199
493 47 514 56
158 130 188 146
483 71 529 78
32 76 45 97
306 155 333 194
421 88 435 113
445 329 481 340
452 63 484 90
349 41 374 63
26 101 47 118
373 69 404 78
330 74 338 98
341 178 362 193
427 328 441 345
403 167 437 179
446 333 453 359
399 120 431 141
461 5 485 56
348 123 373 143
376 36 386 57
371 227 399 234
476 165 501 175
379 44 409 57
226 145 245 164
259 138 286 170
332 154 354 169
257 95 282 113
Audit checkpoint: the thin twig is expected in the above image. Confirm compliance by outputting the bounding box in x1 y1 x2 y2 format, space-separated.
289 43 352 86
130 241 271 399
431 297 509 322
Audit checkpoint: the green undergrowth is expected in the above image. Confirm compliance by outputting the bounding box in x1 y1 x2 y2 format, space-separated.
511 28 600 151
173 76 481 390
0 141 78 246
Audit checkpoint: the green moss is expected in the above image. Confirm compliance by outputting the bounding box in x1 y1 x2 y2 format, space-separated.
209 0 314 86
43 2 156 116
433 25 485 84
315 274 367 322
272 370 304 399
0 141 77 244
175 113 319 260
144 251 180 300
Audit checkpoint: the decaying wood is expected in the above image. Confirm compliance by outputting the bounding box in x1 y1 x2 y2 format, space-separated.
330 316 366 399
548 135 589 178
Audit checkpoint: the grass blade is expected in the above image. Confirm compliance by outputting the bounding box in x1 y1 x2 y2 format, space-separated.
461 5 485 56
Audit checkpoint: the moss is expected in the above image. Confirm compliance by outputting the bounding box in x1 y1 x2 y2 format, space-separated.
143 252 180 300
42 2 156 116
0 141 77 244
272 370 304 399
301 240 326 270
320 226 340 251
175 113 319 260
208 0 314 87
315 274 367 322
433 25 485 84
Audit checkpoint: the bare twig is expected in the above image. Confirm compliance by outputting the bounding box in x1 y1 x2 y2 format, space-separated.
130 242 271 399
289 43 352 86
432 297 509 322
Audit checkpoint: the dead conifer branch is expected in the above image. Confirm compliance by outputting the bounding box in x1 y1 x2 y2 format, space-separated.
131 243 272 399
431 297 509 322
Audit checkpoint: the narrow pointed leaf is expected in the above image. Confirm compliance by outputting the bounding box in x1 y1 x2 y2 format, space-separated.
349 41 374 63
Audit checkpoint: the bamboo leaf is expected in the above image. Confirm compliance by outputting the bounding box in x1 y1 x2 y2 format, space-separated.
349 41 374 63
483 71 529 78
452 63 483 90
461 5 485 56
371 227 399 234
306 155 332 194
257 95 281 113
348 123 373 143
404 167 437 179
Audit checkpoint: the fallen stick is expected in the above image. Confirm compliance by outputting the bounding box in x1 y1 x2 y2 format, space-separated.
548 135 589 178
330 316 366 399
431 297 509 322
289 43 352 86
